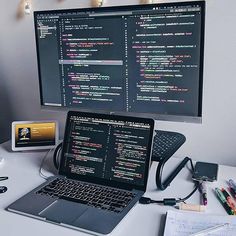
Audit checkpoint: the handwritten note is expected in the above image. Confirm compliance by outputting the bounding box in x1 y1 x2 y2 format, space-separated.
163 210 236 236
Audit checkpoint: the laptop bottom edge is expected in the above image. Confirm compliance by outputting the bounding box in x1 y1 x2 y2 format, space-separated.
7 200 140 236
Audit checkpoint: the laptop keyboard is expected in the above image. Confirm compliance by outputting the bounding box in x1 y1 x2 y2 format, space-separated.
36 178 136 213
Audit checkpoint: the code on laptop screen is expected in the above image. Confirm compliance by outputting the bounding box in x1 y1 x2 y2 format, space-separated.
61 113 153 187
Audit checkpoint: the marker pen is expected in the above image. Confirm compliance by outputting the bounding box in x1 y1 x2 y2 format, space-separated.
229 187 236 199
227 179 236 199
221 188 236 214
199 182 207 205
215 188 234 215
228 179 236 191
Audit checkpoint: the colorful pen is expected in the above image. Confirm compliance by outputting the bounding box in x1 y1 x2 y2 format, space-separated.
228 179 236 191
199 182 207 205
229 187 236 199
221 188 236 214
227 179 236 199
228 179 236 190
215 188 234 215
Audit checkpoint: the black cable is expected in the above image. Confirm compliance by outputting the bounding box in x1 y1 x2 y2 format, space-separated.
39 148 53 180
53 142 63 169
139 197 163 205
0 177 8 181
139 183 200 206
189 158 194 172
140 157 199 206
156 156 194 190
176 182 199 203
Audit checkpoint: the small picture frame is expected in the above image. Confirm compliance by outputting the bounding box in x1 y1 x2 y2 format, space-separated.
11 120 59 151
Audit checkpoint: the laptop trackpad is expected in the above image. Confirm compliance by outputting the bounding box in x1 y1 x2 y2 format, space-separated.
39 199 88 224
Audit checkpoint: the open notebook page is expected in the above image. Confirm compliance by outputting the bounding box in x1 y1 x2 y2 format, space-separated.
163 210 236 236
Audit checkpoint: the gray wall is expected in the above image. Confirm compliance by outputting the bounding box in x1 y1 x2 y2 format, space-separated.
1 0 236 166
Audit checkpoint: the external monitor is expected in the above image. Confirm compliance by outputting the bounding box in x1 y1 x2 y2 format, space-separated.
34 1 205 123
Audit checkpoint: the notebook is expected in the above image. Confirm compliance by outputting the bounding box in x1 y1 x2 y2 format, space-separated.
163 210 236 236
7 111 154 235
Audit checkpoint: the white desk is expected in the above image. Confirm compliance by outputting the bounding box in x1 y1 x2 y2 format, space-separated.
1 141 236 236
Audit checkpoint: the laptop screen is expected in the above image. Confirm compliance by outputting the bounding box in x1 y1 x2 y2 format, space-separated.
59 111 154 191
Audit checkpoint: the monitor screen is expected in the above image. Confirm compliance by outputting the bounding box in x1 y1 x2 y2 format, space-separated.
34 1 205 122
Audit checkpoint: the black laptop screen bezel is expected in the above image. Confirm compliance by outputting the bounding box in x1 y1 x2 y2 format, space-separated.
59 111 154 192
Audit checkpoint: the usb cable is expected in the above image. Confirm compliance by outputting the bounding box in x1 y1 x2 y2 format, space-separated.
139 182 200 206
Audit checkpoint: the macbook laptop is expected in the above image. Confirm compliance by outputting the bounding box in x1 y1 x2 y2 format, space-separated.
7 111 154 235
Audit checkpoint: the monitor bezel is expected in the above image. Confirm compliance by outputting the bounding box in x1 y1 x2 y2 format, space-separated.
34 1 205 123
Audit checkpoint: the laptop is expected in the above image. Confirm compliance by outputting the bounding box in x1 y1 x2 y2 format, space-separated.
7 111 154 235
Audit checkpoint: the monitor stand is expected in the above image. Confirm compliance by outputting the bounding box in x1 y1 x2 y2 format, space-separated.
152 130 191 190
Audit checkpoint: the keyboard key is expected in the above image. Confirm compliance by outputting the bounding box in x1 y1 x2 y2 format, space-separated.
36 178 136 213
